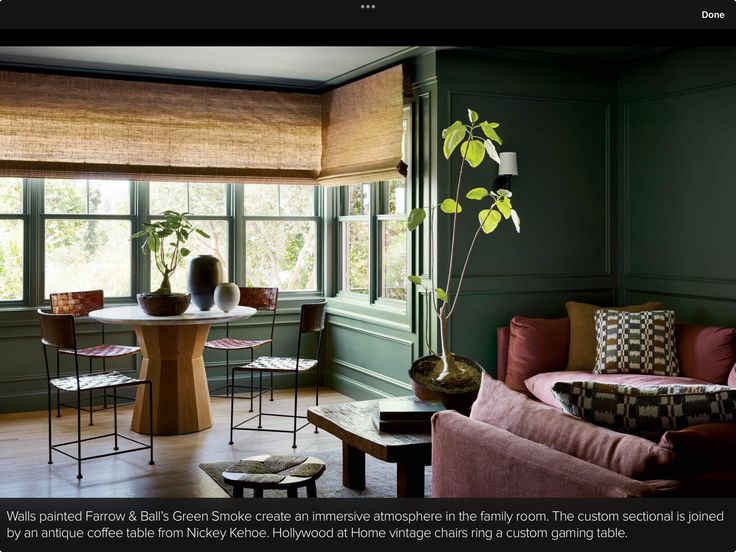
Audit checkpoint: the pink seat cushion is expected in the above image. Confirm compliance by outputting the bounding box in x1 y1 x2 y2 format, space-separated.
470 374 678 480
505 316 569 394
525 371 713 409
676 324 736 384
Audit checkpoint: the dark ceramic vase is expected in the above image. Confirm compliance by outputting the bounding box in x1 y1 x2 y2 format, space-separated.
409 354 483 412
187 255 223 311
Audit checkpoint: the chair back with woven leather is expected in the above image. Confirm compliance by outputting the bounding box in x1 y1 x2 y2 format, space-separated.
50 290 104 317
239 287 278 311
299 301 326 334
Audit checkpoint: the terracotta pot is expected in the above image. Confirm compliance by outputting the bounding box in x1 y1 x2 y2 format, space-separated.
408 354 483 412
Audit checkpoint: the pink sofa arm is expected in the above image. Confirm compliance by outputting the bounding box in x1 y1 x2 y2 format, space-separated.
431 411 678 498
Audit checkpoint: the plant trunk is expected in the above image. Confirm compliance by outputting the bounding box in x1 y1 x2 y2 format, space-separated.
153 273 172 295
436 305 457 382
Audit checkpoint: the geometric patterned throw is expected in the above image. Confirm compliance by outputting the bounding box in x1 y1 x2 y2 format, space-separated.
593 309 680 376
552 380 736 441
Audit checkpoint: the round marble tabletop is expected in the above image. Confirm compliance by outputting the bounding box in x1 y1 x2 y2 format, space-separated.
88 305 256 326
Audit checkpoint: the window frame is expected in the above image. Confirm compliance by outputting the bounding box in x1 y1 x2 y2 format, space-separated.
0 178 323 311
0 178 30 306
40 179 138 303
238 184 323 297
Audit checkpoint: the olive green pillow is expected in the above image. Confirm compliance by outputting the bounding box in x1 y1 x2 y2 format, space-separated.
565 300 664 371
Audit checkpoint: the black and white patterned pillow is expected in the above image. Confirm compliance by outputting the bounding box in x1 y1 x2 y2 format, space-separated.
593 309 679 376
552 381 736 441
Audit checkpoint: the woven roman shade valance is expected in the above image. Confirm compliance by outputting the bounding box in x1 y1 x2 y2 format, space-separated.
0 65 407 186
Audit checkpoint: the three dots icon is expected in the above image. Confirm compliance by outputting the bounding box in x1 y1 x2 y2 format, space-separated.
360 4 376 8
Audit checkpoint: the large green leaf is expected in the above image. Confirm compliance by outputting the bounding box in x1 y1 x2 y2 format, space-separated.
511 209 521 233
180 247 191 257
459 140 485 168
480 122 503 145
497 188 512 198
443 125 467 159
407 207 426 231
439 198 462 214
435 288 448 303
467 109 478 124
130 230 147 239
441 120 463 138
479 208 502 234
147 234 160 253
483 138 500 164
466 187 489 200
407 275 423 286
496 197 512 219
195 228 211 239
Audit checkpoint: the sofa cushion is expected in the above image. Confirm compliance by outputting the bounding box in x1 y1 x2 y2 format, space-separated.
525 371 712 409
676 324 736 384
565 300 663 372
552 380 736 441
505 316 569 393
470 374 678 479
659 423 736 473
593 309 680 376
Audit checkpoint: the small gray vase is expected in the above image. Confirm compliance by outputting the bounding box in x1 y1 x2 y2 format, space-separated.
214 283 240 313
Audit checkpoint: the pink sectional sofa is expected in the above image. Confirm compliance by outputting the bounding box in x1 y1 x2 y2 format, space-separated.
431 321 736 497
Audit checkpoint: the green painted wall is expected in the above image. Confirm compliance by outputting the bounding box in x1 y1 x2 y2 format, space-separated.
618 47 736 327
432 50 617 375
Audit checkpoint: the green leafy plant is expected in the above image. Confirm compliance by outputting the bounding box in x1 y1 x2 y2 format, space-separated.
131 210 210 295
407 108 521 383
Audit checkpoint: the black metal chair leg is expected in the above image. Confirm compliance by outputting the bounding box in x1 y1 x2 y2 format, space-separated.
102 358 107 409
76 388 82 480
257 371 263 429
270 372 274 401
229 369 235 445
292 369 299 449
88 358 94 426
314 363 319 433
56 351 61 418
47 383 53 465
113 388 119 451
225 350 230 398
249 350 254 412
148 382 154 465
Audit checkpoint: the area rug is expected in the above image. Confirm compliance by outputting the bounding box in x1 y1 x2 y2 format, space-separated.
199 448 431 498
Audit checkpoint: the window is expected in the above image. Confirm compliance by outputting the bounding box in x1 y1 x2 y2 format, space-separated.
0 178 25 302
336 106 409 306
0 178 321 309
43 179 133 299
338 181 408 303
148 181 230 294
243 185 318 291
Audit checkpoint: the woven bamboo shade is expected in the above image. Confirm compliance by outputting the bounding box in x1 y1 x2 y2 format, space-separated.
0 65 406 186
319 65 407 186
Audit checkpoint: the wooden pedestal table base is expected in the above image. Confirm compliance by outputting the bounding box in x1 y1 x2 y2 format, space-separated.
131 324 212 435
89 305 256 436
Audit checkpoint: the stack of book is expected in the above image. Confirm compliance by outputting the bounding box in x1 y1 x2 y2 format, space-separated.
373 396 445 433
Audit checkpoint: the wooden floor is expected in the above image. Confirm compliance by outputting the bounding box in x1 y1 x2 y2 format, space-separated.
0 387 349 497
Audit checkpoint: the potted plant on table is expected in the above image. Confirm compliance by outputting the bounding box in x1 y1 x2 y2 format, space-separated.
132 210 210 316
407 108 520 408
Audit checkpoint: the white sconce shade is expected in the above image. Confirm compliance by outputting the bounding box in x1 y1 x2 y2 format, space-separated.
499 152 518 176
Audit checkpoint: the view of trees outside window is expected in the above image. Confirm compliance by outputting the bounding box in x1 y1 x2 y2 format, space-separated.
44 179 132 298
339 180 407 302
244 185 317 291
0 178 322 305
379 179 408 301
0 178 24 301
148 182 230 294
340 184 370 295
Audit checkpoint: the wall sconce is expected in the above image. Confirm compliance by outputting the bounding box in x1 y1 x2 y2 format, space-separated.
492 152 518 193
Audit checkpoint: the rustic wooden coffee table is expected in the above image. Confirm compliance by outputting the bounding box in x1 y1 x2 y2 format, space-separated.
307 399 432 497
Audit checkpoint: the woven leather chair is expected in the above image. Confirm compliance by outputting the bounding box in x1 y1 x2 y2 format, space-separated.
204 287 278 409
39 310 153 480
229 301 326 449
50 290 140 425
